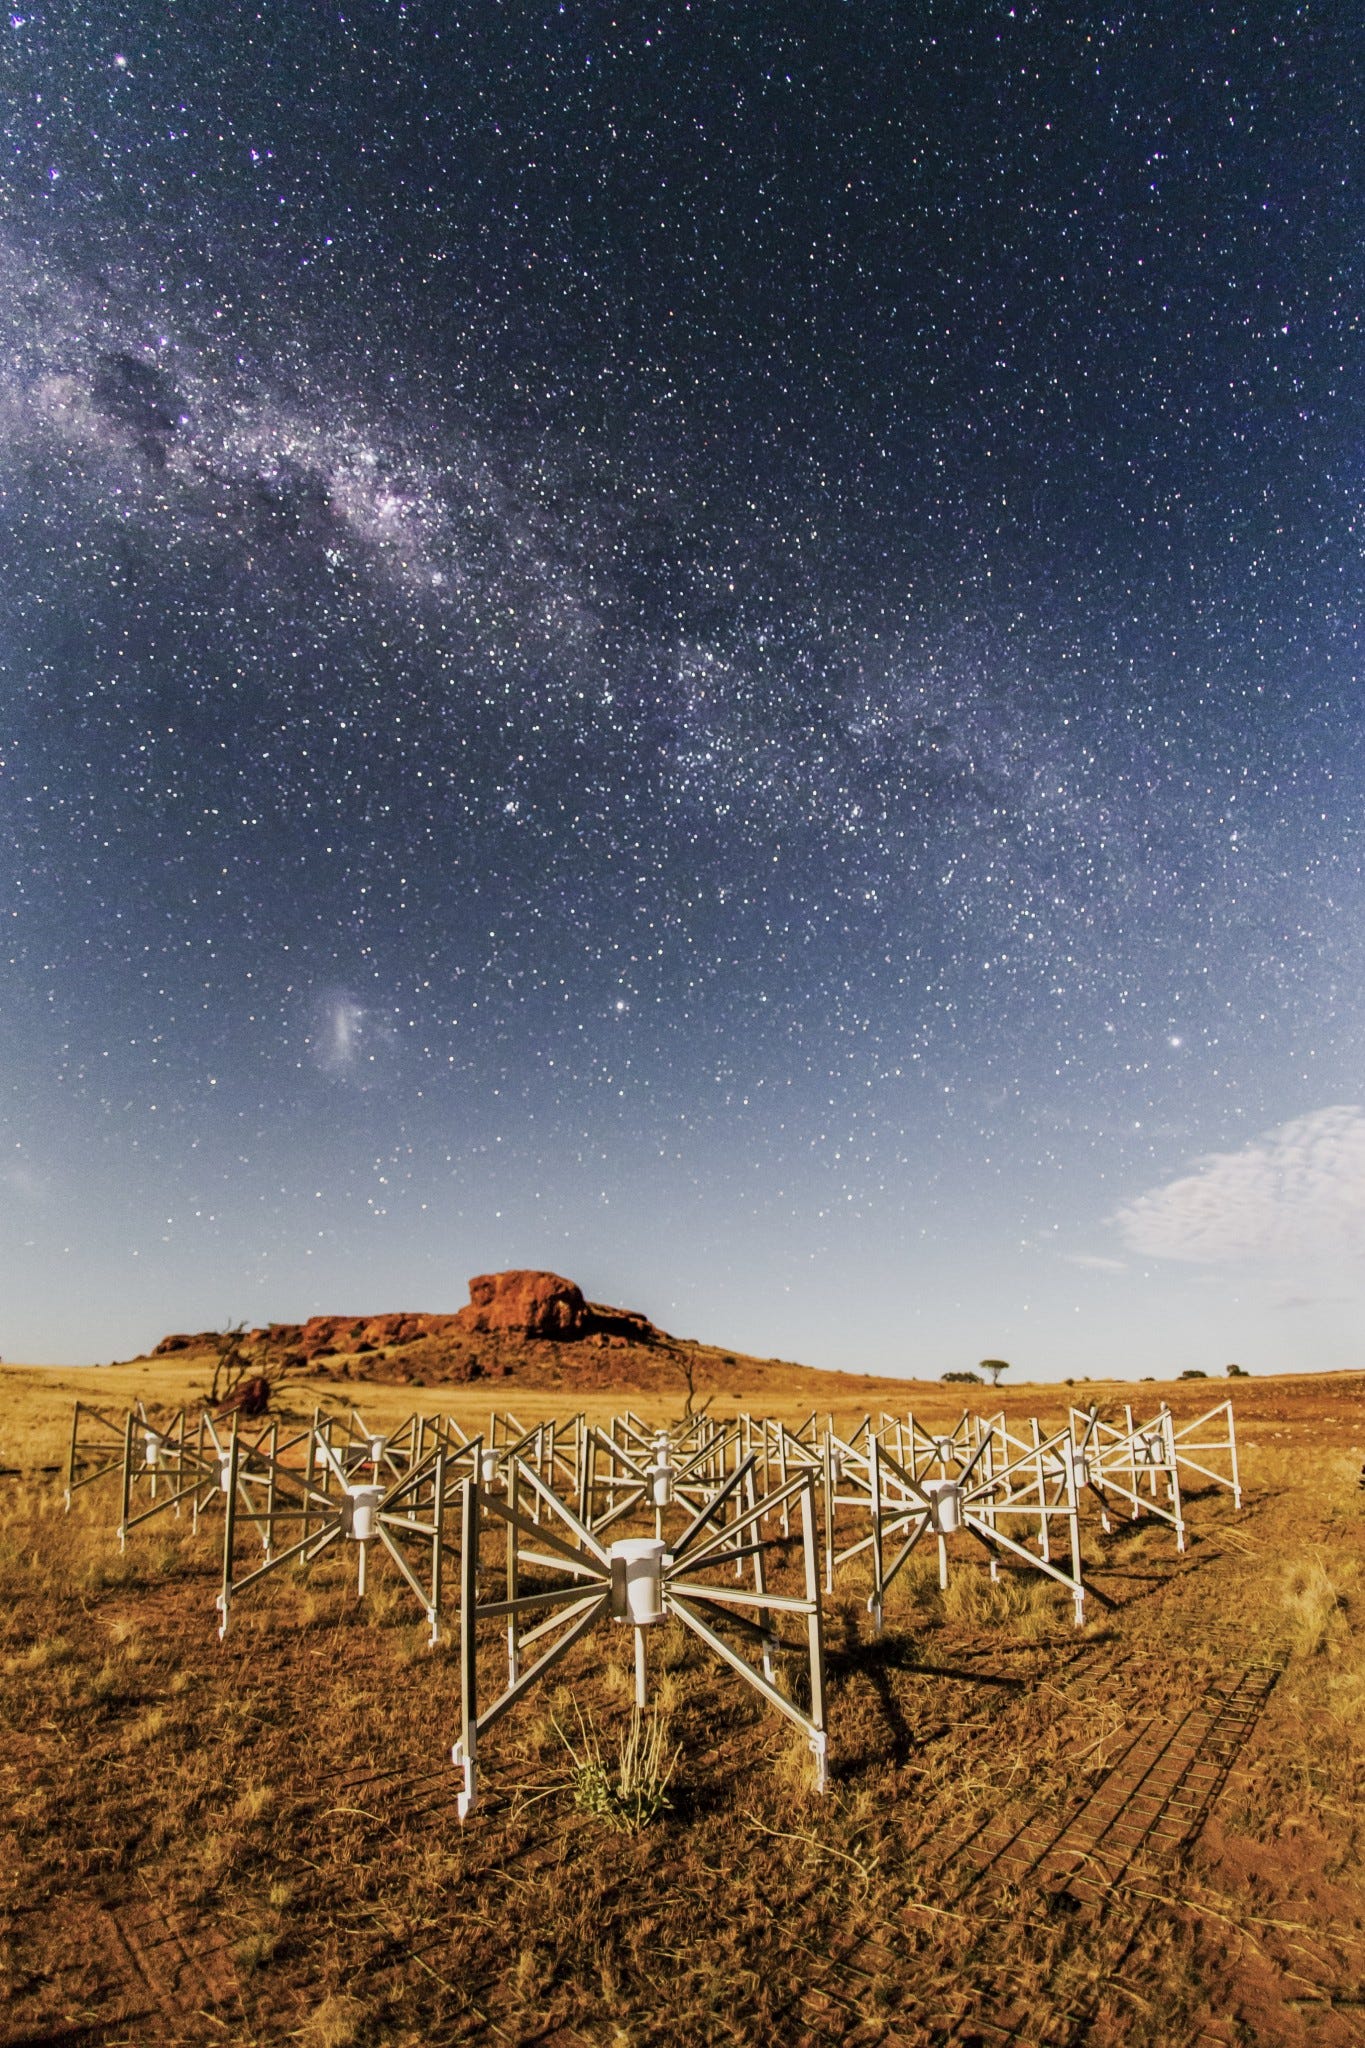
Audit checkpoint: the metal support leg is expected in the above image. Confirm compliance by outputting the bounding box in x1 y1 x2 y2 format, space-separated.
453 1477 480 1819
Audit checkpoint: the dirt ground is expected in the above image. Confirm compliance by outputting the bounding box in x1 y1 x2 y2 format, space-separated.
1 1358 1363 2046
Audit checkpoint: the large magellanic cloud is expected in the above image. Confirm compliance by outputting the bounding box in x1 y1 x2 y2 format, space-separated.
1113 1106 1365 1264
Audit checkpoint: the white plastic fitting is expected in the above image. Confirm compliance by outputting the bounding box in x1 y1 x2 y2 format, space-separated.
1053 1442 1093 1486
922 1478 963 1534
344 1483 385 1541
609 1537 666 1624
452 1739 476 1821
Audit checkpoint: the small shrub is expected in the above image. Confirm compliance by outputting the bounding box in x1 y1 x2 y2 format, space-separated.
556 1704 679 1832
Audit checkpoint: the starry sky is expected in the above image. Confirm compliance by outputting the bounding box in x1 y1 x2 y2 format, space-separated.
3 4 1363 1377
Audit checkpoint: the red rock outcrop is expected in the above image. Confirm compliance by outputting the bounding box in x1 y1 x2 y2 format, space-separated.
453 1270 591 1340
147 1272 669 1375
283 1313 465 1360
153 1330 222 1356
586 1300 659 1344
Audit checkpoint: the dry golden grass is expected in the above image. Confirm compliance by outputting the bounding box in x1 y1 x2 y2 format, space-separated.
1 1360 1363 2044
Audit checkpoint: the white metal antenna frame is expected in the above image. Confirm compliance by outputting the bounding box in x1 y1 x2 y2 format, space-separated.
61 1400 241 1533
450 1453 828 1819
112 1408 304 1551
867 1411 976 1481
114 1406 214 1545
967 1414 1088 1570
748 1415 825 1537
1070 1406 1187 1551
310 1406 468 1487
64 1400 148 1511
664 1413 737 1494
486 1410 531 1453
577 1423 744 1538
824 1429 1089 1630
538 1412 588 1499
605 1412 737 1496
215 1427 476 1644
1165 1400 1241 1509
947 1417 1093 1597
478 1416 557 1491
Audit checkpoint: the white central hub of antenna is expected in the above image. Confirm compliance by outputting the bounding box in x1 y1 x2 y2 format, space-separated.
609 1537 666 1624
1053 1442 1092 1485
922 1478 963 1534
344 1483 385 1542
479 1449 500 1488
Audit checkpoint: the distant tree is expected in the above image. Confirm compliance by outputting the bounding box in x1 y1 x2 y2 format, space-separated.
206 1320 293 1415
207 1322 251 1407
979 1358 1010 1389
942 1370 982 1385
1226 1362 1249 1378
673 1349 712 1421
1178 1368 1209 1380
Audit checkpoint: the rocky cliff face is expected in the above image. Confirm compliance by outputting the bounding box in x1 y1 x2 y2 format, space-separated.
152 1269 667 1369
455 1270 590 1340
454 1270 660 1344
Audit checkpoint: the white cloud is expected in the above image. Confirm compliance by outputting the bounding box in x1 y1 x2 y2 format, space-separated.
1112 1105 1365 1266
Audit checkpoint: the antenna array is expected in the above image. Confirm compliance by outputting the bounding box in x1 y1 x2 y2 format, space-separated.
62 1393 1241 1811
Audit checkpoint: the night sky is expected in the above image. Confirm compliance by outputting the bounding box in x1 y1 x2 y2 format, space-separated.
3 4 1362 1377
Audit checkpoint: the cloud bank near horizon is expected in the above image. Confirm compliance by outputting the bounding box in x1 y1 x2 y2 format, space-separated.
1113 1106 1365 1267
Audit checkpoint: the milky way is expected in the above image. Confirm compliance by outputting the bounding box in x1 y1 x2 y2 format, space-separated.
2 7 1362 1372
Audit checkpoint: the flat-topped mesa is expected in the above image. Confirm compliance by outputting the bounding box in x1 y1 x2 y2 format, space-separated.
149 1271 667 1363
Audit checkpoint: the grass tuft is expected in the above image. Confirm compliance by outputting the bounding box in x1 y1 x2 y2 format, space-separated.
556 1702 679 1831
1283 1551 1349 1659
302 1992 367 2047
